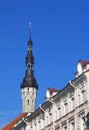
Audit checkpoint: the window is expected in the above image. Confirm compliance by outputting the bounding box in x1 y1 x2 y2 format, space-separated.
71 122 75 130
27 99 29 105
39 113 44 120
78 94 81 105
69 101 72 111
72 98 75 110
64 103 68 114
28 64 30 69
49 112 52 123
82 90 86 103
62 106 64 116
64 126 67 130
58 107 61 118
28 64 33 70
80 117 86 130
46 116 48 125
31 64 33 70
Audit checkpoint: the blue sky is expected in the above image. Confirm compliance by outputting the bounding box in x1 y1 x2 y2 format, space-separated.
0 0 89 129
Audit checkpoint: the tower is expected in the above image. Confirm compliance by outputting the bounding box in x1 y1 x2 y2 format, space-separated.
21 36 38 113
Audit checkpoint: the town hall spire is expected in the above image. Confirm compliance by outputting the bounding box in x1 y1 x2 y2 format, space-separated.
21 25 38 113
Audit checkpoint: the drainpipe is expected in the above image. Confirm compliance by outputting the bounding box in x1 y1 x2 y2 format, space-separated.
39 104 45 113
69 80 77 130
47 98 55 130
22 118 30 130
39 104 47 130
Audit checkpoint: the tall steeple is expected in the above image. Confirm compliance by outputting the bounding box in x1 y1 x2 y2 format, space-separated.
21 27 38 113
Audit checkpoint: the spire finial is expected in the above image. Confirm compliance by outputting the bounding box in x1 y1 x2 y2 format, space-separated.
29 22 32 39
29 22 32 29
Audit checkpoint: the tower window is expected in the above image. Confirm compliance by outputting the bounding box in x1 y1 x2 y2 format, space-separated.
31 65 32 69
28 64 33 70
28 64 30 69
27 99 29 105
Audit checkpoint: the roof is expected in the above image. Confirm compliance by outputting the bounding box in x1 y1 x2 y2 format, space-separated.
80 60 89 67
48 88 59 94
2 113 27 130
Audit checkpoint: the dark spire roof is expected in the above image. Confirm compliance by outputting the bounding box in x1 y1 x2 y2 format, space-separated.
28 37 32 47
26 38 34 64
21 38 38 89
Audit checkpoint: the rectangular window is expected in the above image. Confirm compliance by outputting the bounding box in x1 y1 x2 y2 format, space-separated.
69 101 71 111
46 116 48 125
82 90 86 103
72 98 75 110
62 106 64 116
64 103 68 114
78 94 81 105
58 107 61 118
71 122 75 130
50 113 53 123
55 110 57 120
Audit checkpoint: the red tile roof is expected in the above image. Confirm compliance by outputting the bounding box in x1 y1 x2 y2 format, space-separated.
80 60 89 67
48 88 59 94
2 112 27 130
